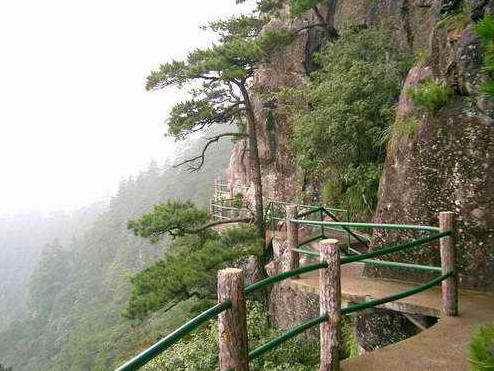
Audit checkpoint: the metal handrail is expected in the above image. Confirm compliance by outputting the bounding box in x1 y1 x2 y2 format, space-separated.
320 208 369 249
341 231 450 265
249 271 452 360
248 314 328 360
244 262 327 294
290 219 441 232
341 272 452 315
116 301 231 371
117 218 450 371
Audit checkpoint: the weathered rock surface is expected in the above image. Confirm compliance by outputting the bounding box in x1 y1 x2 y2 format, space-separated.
370 6 494 290
226 0 494 344
226 0 446 203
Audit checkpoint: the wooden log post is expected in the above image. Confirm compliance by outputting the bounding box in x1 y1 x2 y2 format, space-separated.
286 204 300 272
319 239 341 371
218 268 249 370
439 211 458 317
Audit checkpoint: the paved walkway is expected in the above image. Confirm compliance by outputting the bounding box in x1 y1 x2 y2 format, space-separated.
291 270 494 370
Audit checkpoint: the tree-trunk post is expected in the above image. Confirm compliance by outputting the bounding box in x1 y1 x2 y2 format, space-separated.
439 211 458 317
286 204 299 272
218 268 249 371
319 239 341 371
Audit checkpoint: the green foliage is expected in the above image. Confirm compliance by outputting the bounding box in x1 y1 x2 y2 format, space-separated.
144 302 319 371
285 26 410 218
474 14 494 42
125 226 261 319
438 1 471 32
146 14 294 142
204 15 266 42
341 318 359 359
233 192 245 208
474 15 494 98
469 322 494 370
290 0 322 17
128 200 209 241
322 163 382 217
0 139 233 370
256 0 284 15
414 48 430 67
408 78 453 113
381 116 422 151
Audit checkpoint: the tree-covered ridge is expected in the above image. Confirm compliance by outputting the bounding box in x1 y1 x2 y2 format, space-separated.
0 137 233 370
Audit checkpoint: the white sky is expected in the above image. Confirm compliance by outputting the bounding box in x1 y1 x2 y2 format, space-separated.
0 0 253 215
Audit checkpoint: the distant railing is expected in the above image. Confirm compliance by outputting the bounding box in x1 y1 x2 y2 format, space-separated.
116 206 457 371
264 200 370 255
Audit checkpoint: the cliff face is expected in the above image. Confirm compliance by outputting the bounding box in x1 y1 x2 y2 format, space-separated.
227 0 443 202
372 5 494 291
226 1 494 290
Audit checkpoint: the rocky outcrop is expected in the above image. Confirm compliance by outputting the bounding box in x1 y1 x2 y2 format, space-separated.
226 1 494 288
226 0 446 203
370 5 494 290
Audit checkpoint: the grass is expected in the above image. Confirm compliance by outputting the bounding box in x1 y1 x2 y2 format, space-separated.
469 322 494 370
407 79 453 113
437 1 471 32
474 15 494 99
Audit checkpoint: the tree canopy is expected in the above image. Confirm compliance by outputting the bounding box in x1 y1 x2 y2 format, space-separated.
146 16 294 144
146 13 295 238
124 226 261 319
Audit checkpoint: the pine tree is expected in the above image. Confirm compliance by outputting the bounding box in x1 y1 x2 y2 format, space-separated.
146 14 294 240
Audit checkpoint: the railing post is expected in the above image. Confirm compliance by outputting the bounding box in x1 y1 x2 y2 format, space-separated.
218 268 249 370
319 239 341 371
286 204 299 272
439 211 458 317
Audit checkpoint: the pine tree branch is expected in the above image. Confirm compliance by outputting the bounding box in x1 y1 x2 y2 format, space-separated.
191 217 254 234
312 5 326 25
174 132 248 172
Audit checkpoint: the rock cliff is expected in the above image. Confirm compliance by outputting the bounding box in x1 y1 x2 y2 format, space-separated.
226 0 494 290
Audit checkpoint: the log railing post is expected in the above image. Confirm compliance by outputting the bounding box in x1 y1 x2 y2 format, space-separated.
286 204 299 272
439 211 458 316
218 268 249 371
319 239 341 371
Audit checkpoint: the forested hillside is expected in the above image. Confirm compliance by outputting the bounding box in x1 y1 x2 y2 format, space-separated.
0 137 232 370
0 205 104 332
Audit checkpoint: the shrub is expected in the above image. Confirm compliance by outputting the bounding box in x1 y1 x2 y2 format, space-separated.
144 302 320 371
469 322 494 370
438 1 471 32
381 116 422 152
233 192 245 209
408 79 453 113
474 15 494 98
282 26 411 219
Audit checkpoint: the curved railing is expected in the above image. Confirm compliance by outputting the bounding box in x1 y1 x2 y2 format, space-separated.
116 210 457 371
264 200 370 251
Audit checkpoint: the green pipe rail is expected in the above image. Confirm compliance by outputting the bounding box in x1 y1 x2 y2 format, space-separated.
264 201 369 253
249 314 328 360
116 302 231 371
116 214 453 371
290 219 441 232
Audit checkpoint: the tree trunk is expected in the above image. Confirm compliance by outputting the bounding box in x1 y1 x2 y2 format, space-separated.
238 83 265 243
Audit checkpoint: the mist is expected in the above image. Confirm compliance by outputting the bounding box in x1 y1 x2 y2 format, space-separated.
0 0 252 215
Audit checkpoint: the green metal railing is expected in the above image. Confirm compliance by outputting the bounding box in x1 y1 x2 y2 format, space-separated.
116 209 453 371
116 302 232 371
264 201 370 253
243 221 451 362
